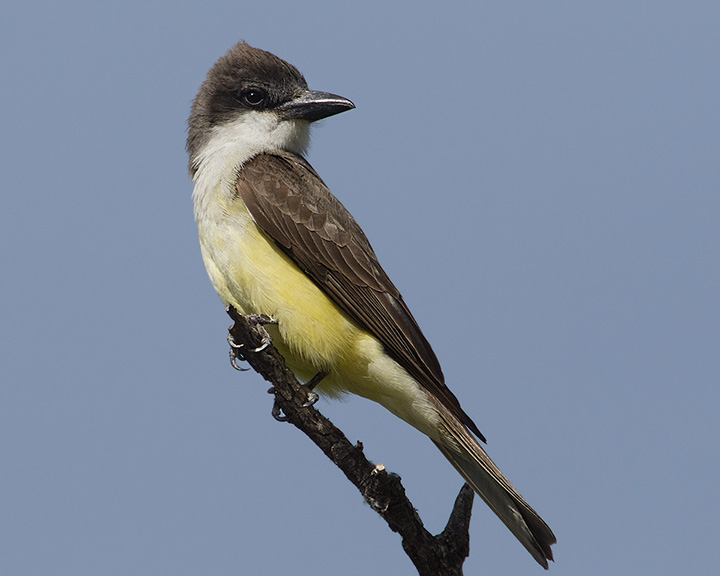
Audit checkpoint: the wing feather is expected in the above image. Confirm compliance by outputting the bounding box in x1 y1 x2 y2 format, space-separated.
236 152 484 441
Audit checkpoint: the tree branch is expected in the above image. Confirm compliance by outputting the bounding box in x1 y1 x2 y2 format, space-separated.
226 307 474 575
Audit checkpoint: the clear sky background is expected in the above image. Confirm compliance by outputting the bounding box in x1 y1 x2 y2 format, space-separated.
2 2 718 575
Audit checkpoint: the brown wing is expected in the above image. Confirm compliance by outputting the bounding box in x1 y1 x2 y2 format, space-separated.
236 151 484 441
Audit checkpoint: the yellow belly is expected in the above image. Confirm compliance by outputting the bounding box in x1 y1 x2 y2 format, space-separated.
196 190 441 438
198 198 369 395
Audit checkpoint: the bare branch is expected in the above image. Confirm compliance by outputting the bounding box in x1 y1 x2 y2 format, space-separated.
226 307 475 575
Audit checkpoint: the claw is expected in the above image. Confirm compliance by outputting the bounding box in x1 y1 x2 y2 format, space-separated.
271 399 289 422
228 334 250 371
230 354 250 371
227 332 244 350
229 348 250 371
302 390 319 408
252 339 270 353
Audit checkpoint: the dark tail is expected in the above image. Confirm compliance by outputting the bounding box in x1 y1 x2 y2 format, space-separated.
433 413 556 568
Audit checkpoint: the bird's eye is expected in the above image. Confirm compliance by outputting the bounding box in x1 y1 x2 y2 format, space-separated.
241 88 267 107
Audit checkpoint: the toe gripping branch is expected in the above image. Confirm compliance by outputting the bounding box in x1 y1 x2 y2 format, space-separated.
227 313 276 371
268 370 324 421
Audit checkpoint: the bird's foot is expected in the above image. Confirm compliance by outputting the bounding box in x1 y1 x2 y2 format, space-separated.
245 314 277 352
266 370 325 420
301 371 327 407
227 314 277 370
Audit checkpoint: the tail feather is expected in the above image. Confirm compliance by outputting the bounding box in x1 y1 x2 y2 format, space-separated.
433 414 556 568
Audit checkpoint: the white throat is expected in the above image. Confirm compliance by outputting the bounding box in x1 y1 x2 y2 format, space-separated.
191 111 311 221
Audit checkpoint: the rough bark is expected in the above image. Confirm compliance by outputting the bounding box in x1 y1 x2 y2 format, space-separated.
227 307 474 575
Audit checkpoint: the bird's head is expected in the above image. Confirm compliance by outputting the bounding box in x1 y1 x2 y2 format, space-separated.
187 42 354 176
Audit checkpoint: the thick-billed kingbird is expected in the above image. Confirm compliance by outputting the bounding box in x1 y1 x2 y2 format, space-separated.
187 41 556 568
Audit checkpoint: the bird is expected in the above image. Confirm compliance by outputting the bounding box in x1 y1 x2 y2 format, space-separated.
187 41 556 568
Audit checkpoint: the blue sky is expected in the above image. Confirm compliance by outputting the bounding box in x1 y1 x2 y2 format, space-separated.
2 2 719 574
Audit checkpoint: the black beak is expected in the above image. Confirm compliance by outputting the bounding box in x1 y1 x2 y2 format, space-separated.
278 90 355 122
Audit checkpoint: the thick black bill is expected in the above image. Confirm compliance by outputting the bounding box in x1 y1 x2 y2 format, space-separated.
278 90 355 122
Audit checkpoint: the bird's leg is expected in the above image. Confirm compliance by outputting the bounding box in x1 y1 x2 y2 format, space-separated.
306 371 328 391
